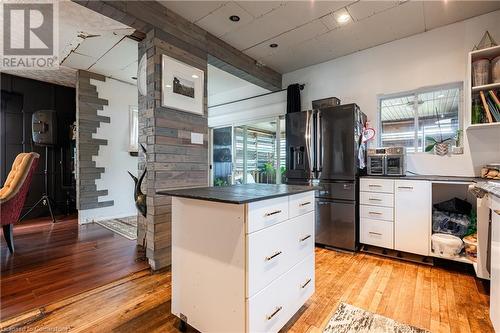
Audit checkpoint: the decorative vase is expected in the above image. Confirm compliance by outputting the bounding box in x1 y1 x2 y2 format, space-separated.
434 142 449 156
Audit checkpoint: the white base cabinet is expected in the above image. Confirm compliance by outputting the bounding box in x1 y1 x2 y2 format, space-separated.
360 178 431 257
394 180 431 256
171 191 315 333
490 195 500 332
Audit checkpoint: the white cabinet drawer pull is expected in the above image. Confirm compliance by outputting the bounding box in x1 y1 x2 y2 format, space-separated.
368 198 382 202
266 306 283 320
369 231 382 236
369 211 382 215
301 278 312 289
397 186 413 190
368 184 382 187
265 210 282 217
299 235 312 242
299 201 311 207
265 251 282 261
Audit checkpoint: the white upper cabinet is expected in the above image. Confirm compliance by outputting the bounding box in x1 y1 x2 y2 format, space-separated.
394 180 432 256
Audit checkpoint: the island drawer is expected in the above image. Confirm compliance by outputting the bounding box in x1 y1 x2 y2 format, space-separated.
360 178 394 193
247 212 314 298
247 196 289 234
289 191 315 218
247 254 314 333
360 192 394 207
360 218 394 249
360 204 393 221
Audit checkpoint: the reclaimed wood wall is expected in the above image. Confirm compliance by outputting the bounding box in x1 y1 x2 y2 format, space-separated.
138 30 209 270
76 70 113 211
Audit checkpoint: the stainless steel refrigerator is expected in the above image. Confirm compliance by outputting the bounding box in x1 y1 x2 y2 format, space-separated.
285 103 367 251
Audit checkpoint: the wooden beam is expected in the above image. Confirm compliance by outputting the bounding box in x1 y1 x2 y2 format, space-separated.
72 0 282 91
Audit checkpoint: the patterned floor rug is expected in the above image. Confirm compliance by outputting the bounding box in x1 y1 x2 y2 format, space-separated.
95 216 137 240
324 303 430 333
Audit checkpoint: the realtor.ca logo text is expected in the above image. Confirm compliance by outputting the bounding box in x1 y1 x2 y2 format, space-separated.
1 0 59 70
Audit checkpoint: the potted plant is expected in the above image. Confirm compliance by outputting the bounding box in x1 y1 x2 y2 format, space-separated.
425 107 453 156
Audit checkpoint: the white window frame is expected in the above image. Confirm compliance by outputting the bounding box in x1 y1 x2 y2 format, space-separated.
377 82 464 153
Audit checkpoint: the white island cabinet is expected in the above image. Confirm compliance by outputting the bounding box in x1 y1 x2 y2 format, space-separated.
162 184 316 333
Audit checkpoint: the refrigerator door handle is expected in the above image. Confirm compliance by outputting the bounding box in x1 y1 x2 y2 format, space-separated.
306 112 314 178
316 111 322 174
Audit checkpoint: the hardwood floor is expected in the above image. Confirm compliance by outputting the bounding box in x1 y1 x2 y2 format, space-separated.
0 216 149 320
1 247 492 332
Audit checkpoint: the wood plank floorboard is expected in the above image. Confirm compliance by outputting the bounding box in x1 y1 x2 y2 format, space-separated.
1 247 492 332
1 216 149 320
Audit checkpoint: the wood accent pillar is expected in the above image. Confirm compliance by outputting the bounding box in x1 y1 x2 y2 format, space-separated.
76 70 113 211
138 29 209 270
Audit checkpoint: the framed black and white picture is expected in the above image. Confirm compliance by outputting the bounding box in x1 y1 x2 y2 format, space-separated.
161 55 204 115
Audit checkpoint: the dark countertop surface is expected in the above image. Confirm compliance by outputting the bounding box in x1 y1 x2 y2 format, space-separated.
157 184 317 204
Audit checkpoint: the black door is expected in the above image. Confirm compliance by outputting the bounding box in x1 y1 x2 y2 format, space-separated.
319 106 356 181
286 110 313 181
315 199 357 251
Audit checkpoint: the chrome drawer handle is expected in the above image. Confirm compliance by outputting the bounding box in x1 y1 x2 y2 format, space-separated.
266 306 283 320
265 210 282 217
369 232 382 236
301 278 312 289
398 186 413 190
494 210 500 216
299 235 311 242
368 198 382 201
368 184 382 187
369 211 382 215
299 201 311 207
265 251 282 261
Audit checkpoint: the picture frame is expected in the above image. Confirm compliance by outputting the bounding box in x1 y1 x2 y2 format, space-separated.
129 106 139 153
161 54 204 115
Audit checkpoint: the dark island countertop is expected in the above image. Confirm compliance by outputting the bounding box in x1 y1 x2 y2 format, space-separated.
157 184 316 204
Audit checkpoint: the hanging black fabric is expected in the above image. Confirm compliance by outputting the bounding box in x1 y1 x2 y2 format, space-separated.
286 83 301 113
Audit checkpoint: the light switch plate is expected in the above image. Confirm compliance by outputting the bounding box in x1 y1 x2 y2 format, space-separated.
191 132 203 145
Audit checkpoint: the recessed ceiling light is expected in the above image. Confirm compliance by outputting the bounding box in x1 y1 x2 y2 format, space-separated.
270 43 278 48
334 8 351 24
229 15 240 22
192 74 199 79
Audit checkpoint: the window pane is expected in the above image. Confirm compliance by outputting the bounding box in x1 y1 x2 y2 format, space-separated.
417 87 460 153
380 94 417 152
213 127 232 186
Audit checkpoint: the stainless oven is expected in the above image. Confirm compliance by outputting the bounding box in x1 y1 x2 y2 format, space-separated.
367 147 406 176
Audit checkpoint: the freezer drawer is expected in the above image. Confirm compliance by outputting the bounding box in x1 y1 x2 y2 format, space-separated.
315 181 356 201
315 199 357 251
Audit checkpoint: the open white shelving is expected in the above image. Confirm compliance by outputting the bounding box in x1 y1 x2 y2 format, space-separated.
466 44 500 129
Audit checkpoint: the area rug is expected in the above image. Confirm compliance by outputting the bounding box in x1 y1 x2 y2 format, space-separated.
324 303 430 333
95 216 137 240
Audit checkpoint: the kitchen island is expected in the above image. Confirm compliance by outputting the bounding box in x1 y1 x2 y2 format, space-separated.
158 184 316 333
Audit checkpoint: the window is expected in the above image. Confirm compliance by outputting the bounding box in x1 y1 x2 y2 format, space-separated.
379 83 462 153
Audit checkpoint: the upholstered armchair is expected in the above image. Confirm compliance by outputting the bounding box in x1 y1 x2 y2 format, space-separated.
0 152 39 253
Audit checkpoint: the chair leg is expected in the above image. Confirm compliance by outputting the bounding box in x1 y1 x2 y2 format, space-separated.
2 224 14 254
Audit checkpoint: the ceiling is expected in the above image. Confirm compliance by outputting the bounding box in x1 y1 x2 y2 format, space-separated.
160 1 500 73
2 1 137 87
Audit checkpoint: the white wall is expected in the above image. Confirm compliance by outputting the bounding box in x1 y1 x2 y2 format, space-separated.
79 78 138 223
208 90 286 127
283 10 500 176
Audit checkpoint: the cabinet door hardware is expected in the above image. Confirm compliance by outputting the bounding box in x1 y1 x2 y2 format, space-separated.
299 235 311 242
266 306 283 320
369 211 382 215
299 201 311 207
369 232 382 236
265 210 282 217
397 186 413 190
368 184 382 187
368 198 382 201
265 251 282 261
301 278 312 289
